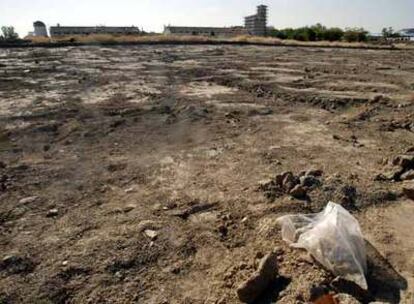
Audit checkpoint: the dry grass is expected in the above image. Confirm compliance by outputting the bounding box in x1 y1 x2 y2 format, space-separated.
21 34 414 50
24 35 52 43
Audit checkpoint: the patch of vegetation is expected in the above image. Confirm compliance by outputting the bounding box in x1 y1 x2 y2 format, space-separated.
0 26 19 42
268 24 368 43
343 27 368 42
382 27 401 38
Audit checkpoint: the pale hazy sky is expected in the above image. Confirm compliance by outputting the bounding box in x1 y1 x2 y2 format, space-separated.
1 0 413 37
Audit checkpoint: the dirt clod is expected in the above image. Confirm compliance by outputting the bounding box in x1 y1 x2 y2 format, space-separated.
402 182 414 200
236 252 278 303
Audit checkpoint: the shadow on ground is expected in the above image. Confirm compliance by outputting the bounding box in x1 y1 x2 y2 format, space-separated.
332 240 408 304
253 276 291 304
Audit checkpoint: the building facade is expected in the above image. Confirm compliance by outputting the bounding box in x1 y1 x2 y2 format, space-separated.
163 26 246 37
33 21 48 37
49 25 141 37
244 5 268 36
399 29 414 41
164 4 268 37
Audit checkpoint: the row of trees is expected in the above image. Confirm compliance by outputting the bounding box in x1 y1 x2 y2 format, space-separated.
0 26 19 41
381 27 401 38
268 24 368 42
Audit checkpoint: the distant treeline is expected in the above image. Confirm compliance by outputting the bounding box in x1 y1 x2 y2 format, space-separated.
268 24 368 42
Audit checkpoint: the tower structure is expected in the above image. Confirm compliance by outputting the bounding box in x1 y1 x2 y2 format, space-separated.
33 21 48 37
244 5 268 36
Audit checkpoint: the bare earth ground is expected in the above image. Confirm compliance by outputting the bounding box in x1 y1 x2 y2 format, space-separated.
0 45 413 304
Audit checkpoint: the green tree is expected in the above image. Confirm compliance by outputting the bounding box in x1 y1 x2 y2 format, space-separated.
382 27 400 38
1 26 19 41
310 23 327 40
344 28 368 42
268 24 344 42
323 27 344 41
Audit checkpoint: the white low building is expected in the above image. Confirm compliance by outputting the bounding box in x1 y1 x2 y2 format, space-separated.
49 25 141 37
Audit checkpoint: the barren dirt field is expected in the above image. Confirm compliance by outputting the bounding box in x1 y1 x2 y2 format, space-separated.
0 45 413 304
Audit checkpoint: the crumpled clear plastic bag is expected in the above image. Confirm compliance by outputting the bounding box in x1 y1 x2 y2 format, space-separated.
276 202 368 289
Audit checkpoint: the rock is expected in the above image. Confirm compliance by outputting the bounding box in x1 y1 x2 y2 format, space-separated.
0 161 6 169
137 220 160 232
282 173 299 192
402 182 414 200
375 166 403 181
236 252 278 303
392 155 414 169
122 204 136 213
258 179 274 188
370 95 383 103
289 185 307 199
144 229 158 240
401 170 414 181
46 209 59 217
334 293 361 304
276 171 292 186
168 202 217 220
218 225 228 237
19 196 38 204
300 175 321 188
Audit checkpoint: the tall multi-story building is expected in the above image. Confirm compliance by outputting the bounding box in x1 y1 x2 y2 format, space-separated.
33 21 48 37
244 5 268 36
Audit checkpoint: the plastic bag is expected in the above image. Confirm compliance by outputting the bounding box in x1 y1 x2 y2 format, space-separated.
276 202 368 289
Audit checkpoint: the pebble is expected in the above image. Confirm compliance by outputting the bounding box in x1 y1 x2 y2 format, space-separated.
122 204 136 213
19 196 38 204
124 187 135 193
144 229 158 240
218 225 228 237
46 208 59 217
137 220 160 232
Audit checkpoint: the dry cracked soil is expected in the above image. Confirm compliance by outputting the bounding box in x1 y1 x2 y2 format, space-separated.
0 45 413 303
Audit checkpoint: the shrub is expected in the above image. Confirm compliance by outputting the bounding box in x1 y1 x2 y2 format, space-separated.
323 28 344 41
343 28 368 42
269 24 344 42
0 26 19 41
